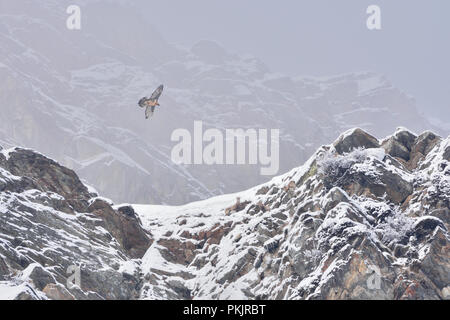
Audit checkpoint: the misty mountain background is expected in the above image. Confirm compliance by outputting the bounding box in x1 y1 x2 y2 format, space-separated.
0 0 448 205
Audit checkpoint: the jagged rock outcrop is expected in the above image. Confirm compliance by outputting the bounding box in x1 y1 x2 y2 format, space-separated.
1 128 449 300
333 128 380 154
134 128 449 300
381 128 441 171
0 147 151 299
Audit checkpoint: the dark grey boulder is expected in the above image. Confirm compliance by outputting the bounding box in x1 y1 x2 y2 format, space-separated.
443 145 450 162
393 129 417 151
23 263 56 291
321 187 349 213
409 216 446 242
333 128 380 155
382 137 411 161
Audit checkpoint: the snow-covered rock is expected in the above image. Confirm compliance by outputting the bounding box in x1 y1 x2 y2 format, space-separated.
0 147 151 299
1 124 448 299
132 128 449 300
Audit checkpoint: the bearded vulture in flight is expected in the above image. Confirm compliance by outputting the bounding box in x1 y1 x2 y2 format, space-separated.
138 84 164 119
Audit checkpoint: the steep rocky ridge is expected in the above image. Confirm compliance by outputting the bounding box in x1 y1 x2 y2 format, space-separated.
0 127 449 300
0 146 151 299
134 128 449 299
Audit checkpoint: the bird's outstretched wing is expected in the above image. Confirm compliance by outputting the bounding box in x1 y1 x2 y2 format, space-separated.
149 84 164 100
145 105 156 119
138 97 147 108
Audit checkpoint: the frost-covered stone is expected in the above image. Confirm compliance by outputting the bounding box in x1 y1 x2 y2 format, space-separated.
333 128 380 155
0 148 151 300
129 129 450 300
1 129 449 300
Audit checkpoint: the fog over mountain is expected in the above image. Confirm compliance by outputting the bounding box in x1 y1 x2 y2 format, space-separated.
0 0 447 205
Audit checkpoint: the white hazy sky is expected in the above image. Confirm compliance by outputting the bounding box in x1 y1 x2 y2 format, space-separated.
137 0 449 122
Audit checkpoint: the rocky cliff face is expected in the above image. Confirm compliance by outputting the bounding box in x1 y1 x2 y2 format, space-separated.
0 128 449 299
0 146 151 299
135 127 449 300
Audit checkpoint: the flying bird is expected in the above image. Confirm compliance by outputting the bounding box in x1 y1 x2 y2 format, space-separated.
138 84 164 119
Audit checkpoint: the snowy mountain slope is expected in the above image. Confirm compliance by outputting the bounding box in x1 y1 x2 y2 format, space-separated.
133 128 449 299
0 0 446 205
0 145 151 299
0 127 448 299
